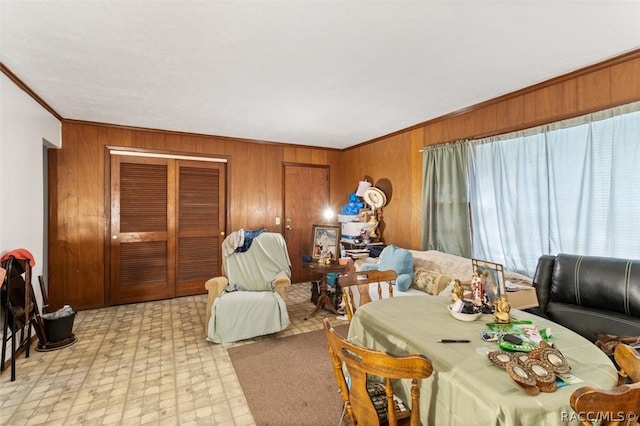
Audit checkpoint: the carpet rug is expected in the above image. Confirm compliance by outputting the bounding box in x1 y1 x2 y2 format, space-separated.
228 324 350 426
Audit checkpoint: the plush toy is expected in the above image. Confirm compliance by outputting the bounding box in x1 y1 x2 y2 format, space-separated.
360 245 414 291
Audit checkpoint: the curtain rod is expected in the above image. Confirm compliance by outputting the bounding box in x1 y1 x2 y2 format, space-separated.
419 139 470 152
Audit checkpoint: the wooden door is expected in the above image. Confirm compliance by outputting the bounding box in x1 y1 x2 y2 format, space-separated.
284 164 330 283
175 161 225 297
110 155 175 304
109 153 226 305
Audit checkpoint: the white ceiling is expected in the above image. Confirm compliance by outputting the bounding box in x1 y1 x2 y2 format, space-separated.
1 1 639 149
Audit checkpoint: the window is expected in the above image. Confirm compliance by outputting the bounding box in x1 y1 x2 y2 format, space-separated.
468 102 640 276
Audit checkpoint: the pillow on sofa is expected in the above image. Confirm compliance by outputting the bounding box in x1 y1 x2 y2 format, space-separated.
361 245 414 291
412 268 453 295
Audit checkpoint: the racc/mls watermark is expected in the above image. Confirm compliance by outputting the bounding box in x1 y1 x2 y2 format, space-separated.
561 411 638 423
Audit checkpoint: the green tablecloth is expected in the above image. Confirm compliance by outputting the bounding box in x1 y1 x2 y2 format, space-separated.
347 296 618 426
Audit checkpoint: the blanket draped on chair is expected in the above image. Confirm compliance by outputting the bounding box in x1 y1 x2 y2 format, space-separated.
207 232 291 343
223 232 290 289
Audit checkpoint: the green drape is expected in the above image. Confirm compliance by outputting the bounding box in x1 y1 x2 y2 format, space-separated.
421 141 471 257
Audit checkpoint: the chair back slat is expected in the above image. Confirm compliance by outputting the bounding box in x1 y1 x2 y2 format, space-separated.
337 269 397 320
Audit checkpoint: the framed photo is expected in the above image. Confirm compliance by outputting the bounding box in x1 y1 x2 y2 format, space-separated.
471 259 505 307
311 224 340 260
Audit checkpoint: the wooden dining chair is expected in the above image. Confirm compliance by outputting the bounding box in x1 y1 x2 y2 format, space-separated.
322 318 433 426
614 343 640 385
569 381 640 425
337 269 397 320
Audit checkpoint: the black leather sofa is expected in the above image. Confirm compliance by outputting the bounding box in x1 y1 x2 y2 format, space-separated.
528 253 640 343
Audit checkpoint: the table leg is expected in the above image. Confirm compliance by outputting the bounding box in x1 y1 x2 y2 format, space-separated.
305 276 339 319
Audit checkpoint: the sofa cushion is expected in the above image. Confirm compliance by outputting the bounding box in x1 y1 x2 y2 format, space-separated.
545 301 640 343
361 245 414 291
551 254 640 318
410 250 474 285
532 253 640 342
412 268 453 296
410 249 532 284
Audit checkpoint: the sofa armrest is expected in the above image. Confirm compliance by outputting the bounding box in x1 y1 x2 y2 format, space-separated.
523 306 548 320
533 255 556 313
205 276 228 330
273 274 291 301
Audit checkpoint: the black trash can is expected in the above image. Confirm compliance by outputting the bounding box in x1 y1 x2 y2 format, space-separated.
43 312 76 342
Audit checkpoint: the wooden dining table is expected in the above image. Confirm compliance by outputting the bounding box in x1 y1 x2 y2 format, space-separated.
347 295 619 426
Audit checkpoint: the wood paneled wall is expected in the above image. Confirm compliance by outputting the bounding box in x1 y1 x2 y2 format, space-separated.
49 124 340 309
49 50 640 310
339 50 640 250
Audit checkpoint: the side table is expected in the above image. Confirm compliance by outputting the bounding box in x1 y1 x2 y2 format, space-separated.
303 262 347 319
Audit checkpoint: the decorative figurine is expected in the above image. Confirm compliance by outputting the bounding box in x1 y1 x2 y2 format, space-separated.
318 251 335 265
367 215 379 239
450 279 464 303
494 294 511 323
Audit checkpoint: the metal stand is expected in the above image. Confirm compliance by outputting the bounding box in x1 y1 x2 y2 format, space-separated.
1 256 34 381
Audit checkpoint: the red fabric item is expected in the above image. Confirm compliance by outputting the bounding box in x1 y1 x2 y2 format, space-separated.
0 248 36 267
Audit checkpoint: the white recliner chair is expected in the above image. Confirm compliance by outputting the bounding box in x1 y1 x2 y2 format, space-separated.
205 231 291 343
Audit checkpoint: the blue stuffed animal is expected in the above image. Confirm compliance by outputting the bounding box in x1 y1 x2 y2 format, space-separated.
360 245 414 291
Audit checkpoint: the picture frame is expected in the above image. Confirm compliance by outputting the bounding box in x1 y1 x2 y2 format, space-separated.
311 224 340 260
471 258 505 307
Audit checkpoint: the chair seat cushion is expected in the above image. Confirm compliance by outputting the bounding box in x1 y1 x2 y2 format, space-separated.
207 291 290 343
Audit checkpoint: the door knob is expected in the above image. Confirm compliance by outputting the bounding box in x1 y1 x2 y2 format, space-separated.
286 218 292 230
112 235 118 240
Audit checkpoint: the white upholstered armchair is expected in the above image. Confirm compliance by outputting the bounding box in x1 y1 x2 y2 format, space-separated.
204 231 291 343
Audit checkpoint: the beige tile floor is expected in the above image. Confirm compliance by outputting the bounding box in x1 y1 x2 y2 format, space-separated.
0 282 346 425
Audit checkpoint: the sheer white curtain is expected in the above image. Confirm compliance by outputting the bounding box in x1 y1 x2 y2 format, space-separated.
468 102 640 277
468 131 548 276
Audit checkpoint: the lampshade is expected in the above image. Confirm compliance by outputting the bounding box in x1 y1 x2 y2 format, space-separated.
355 180 372 197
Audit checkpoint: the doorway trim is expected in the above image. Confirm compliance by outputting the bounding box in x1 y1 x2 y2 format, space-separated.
110 149 228 163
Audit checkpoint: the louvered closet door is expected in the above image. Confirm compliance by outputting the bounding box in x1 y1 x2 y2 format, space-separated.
110 155 175 304
175 160 225 297
110 154 226 305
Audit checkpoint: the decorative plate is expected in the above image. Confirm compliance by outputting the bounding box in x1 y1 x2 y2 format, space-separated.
488 351 513 368
538 380 558 393
513 352 530 364
527 347 543 360
506 361 540 395
522 358 556 384
540 347 571 374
